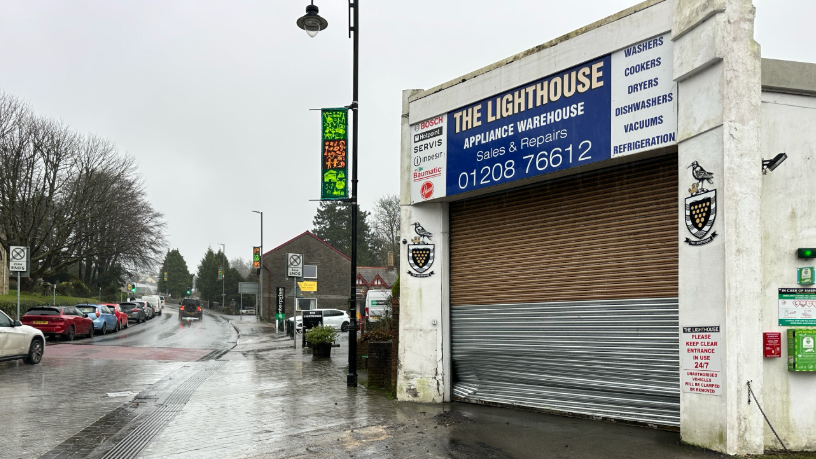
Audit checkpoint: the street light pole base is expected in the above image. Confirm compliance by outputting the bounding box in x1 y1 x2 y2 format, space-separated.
347 374 358 387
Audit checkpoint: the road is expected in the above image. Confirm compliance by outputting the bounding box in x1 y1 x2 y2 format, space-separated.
0 307 733 459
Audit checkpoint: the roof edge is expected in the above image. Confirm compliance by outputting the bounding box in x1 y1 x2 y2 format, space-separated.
263 231 351 261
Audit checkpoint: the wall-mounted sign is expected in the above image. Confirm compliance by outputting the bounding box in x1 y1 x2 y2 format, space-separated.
321 108 348 200
788 329 816 371
764 332 782 358
779 288 816 326
407 222 435 278
684 160 717 246
681 325 722 396
798 267 814 285
409 33 676 203
297 281 317 292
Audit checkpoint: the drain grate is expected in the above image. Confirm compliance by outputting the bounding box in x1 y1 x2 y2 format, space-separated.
99 361 223 459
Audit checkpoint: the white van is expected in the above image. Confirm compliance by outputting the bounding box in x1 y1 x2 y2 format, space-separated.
365 290 391 322
140 295 163 316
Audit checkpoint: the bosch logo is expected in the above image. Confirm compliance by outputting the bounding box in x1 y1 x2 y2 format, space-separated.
420 181 434 200
420 116 443 130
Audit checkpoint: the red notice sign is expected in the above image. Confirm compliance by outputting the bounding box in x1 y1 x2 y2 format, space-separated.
764 332 782 358
681 325 722 396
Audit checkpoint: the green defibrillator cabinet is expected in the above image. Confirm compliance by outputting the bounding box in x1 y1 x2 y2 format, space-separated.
788 329 816 371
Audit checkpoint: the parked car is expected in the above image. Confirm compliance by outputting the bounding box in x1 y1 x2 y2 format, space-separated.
179 299 202 320
133 301 154 320
285 309 350 334
102 303 128 330
365 290 391 322
76 304 119 335
140 295 162 316
21 306 94 341
119 302 146 324
0 309 45 364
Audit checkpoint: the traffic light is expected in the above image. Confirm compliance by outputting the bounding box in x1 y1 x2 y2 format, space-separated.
186 287 191 296
131 283 136 293
798 248 816 258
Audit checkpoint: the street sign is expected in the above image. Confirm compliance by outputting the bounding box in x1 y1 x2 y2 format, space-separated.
297 281 317 292
275 287 285 320
238 282 260 294
287 253 303 277
9 246 27 272
302 310 323 330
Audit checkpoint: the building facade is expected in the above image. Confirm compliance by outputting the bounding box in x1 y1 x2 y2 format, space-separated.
398 0 816 454
260 231 351 321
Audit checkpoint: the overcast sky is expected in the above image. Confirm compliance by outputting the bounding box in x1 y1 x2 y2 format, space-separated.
1 0 812 272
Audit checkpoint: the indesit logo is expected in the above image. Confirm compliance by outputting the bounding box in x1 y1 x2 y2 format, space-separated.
684 161 717 246
407 222 435 278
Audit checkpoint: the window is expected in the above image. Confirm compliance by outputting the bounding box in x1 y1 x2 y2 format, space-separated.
0 311 12 327
24 308 60 316
296 298 317 311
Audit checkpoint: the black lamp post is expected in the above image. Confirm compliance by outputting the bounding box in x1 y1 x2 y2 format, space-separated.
297 0 359 387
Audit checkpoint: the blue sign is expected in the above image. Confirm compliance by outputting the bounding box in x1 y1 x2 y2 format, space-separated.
445 55 611 197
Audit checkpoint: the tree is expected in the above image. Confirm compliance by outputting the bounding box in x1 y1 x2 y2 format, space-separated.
0 91 166 291
158 249 191 298
312 201 376 266
370 194 400 269
196 248 244 305
230 257 251 277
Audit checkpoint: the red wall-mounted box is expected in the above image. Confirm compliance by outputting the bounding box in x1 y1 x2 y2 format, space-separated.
764 332 782 358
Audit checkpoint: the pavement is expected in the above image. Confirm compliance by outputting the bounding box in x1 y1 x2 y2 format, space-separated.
0 306 739 459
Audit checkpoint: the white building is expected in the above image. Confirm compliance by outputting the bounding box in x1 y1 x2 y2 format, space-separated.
398 0 816 454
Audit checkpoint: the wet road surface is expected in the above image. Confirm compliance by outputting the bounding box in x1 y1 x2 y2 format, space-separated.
0 307 736 459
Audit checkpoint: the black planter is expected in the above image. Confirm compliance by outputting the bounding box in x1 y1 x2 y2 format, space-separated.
312 343 332 357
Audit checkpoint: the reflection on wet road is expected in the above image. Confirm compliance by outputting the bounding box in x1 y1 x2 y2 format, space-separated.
77 307 237 350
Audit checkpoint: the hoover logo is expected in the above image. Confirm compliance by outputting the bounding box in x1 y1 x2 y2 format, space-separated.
684 161 717 246
407 222 435 278
420 181 434 200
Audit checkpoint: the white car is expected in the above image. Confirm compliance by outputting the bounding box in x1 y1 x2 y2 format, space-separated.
286 309 351 333
0 310 45 365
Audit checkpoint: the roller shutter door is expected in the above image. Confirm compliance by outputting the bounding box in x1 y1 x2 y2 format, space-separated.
449 154 679 428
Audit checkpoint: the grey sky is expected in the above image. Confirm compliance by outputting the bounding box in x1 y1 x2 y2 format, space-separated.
0 0 811 272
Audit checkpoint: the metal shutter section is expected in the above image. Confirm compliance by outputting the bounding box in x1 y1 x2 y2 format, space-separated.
449 154 678 305
449 154 679 427
451 298 680 427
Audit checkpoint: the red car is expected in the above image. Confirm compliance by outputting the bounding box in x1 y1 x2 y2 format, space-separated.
21 306 95 341
102 303 129 330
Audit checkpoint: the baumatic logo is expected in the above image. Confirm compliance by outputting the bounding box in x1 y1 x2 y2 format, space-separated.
413 166 442 182
420 181 434 200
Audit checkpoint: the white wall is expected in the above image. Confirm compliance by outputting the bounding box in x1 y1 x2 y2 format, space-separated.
761 91 816 451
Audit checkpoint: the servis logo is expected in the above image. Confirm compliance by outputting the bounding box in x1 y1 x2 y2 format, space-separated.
420 181 434 200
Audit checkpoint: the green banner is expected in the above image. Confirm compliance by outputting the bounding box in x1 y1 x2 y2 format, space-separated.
321 108 348 200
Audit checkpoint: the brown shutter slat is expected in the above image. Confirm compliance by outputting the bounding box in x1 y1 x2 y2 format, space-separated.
450 154 678 306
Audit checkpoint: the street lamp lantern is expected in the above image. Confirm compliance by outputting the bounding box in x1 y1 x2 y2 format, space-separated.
297 2 328 38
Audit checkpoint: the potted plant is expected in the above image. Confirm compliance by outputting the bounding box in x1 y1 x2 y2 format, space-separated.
305 325 338 357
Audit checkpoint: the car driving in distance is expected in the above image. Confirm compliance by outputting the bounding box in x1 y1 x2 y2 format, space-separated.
179 299 202 320
0 309 45 364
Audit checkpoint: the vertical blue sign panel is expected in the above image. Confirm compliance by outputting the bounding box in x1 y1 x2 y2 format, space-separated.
445 55 611 197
